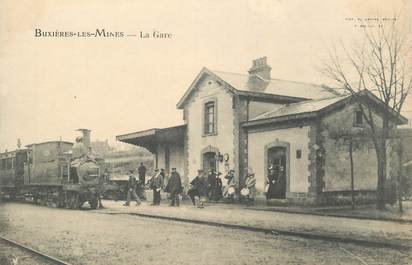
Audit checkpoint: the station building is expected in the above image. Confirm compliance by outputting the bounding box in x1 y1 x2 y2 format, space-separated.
117 57 407 205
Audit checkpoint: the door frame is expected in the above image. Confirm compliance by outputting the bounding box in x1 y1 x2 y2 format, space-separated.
201 145 219 173
264 140 290 196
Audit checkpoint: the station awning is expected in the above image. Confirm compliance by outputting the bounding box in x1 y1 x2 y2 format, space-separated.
116 124 186 153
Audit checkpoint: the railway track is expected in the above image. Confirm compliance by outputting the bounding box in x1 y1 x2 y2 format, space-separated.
0 235 73 265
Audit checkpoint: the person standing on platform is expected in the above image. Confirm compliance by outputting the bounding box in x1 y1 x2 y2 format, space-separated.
188 170 206 207
243 172 256 206
137 163 147 187
266 165 276 199
223 170 236 201
135 176 146 201
150 169 164 206
123 170 141 207
135 163 147 201
160 168 166 178
198 172 209 208
165 168 182 206
207 169 216 199
211 172 223 201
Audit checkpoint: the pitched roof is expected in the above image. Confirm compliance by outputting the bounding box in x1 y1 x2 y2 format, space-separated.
251 95 350 121
245 90 408 127
213 70 337 100
176 67 337 109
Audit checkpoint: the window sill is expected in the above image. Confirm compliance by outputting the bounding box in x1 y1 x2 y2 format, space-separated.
202 132 218 137
353 124 364 128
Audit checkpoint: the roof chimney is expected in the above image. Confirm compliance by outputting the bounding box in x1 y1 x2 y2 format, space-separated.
76 129 91 149
248 57 271 80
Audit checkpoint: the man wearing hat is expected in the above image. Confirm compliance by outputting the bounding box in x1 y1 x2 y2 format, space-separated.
165 168 182 206
211 172 223 201
150 169 164 206
137 162 147 185
266 164 277 199
123 170 141 206
160 168 166 178
188 169 208 207
207 169 216 200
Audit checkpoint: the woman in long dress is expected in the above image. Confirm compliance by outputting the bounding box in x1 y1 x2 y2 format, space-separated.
223 170 236 200
243 173 256 205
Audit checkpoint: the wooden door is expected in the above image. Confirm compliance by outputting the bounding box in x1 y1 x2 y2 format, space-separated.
267 147 287 199
203 152 216 173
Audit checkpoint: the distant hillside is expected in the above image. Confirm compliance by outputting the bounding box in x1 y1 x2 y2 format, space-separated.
91 140 154 175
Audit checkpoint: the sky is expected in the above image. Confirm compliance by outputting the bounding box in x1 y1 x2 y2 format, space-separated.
0 0 411 151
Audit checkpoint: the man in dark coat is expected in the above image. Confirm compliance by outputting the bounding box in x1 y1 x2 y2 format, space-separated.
188 170 208 208
165 168 182 206
123 170 141 206
135 177 147 201
267 165 281 199
150 169 163 206
188 170 202 206
135 163 147 201
211 172 223 201
137 163 147 185
207 169 216 199
160 168 166 178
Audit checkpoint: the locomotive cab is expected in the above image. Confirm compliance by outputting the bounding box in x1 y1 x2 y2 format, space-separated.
69 166 79 184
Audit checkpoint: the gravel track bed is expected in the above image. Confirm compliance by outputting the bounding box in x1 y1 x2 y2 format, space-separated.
0 202 411 265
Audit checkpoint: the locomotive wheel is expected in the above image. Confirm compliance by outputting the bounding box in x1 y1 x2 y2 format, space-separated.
64 193 70 209
72 193 80 209
39 196 47 206
9 191 16 200
67 192 80 209
57 192 65 208
89 198 98 209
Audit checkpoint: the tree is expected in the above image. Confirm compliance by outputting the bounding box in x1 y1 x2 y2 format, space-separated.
328 127 368 209
321 18 412 210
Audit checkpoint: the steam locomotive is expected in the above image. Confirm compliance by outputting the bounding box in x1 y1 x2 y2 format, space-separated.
0 129 117 209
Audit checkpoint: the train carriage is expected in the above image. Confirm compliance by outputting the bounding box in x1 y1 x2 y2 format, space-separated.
0 149 26 198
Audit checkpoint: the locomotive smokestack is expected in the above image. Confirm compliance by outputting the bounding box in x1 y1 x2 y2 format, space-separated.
77 129 91 149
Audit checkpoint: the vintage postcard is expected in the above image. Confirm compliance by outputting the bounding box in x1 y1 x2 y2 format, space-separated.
0 1 411 264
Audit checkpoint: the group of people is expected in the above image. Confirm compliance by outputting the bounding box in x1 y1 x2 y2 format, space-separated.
123 163 183 207
123 163 256 208
187 168 256 207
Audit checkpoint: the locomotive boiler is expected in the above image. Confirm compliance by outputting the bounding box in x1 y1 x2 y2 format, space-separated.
0 129 117 209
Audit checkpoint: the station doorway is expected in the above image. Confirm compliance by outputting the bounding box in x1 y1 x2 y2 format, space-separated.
203 151 217 173
266 146 287 199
